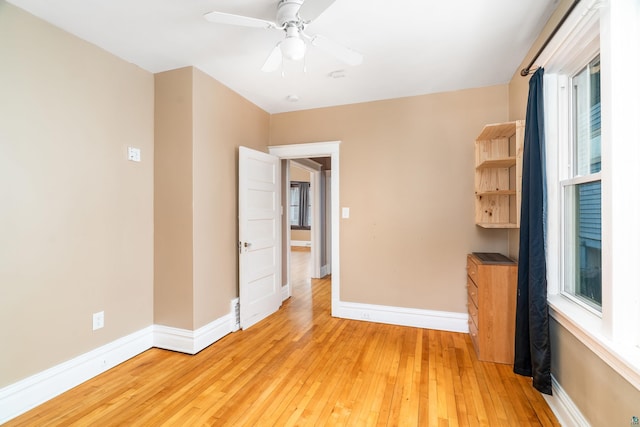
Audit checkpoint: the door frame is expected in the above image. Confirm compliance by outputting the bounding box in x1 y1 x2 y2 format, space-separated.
269 141 340 316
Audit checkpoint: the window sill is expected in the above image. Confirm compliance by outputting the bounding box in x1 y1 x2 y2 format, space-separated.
548 294 640 390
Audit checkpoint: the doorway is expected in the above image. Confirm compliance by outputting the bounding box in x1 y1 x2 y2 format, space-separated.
288 159 330 296
269 142 341 316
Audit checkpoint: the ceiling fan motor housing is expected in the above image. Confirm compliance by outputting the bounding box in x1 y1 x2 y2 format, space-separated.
277 0 303 27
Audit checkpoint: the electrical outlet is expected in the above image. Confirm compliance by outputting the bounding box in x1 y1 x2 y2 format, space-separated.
93 311 104 331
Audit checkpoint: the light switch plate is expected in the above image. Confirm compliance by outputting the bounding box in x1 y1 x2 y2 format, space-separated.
127 147 141 162
342 207 350 219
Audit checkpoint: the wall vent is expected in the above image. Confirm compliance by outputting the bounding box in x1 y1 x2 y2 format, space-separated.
231 298 240 331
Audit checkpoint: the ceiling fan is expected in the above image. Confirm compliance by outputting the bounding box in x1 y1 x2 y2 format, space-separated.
204 0 363 72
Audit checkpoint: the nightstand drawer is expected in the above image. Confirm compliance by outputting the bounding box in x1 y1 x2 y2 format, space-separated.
469 318 479 353
466 256 479 283
468 297 479 329
467 277 479 308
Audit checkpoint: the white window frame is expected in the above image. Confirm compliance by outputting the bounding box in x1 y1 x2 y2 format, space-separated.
559 51 603 315
540 0 640 390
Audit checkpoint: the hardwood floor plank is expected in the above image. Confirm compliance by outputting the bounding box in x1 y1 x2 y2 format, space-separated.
427 329 440 426
445 332 469 427
374 327 403 426
418 329 431 425
398 330 422 427
6 251 559 426
344 325 385 425
457 335 491 426
441 331 460 427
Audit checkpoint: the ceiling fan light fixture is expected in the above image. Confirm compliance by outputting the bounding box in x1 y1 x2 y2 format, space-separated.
280 36 306 60
280 26 306 61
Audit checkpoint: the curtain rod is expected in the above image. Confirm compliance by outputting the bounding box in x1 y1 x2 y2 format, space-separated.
520 0 582 76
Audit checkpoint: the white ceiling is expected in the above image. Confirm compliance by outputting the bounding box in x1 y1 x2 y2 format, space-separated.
6 0 559 114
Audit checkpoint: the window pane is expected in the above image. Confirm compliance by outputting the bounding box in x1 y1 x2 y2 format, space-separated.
564 181 602 309
290 186 300 206
290 206 299 225
290 186 300 226
290 181 310 229
573 55 601 176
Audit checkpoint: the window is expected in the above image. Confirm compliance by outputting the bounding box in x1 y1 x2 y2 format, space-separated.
562 55 602 312
543 0 640 390
290 181 311 230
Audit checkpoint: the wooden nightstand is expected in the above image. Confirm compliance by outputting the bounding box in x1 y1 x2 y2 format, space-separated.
467 252 517 364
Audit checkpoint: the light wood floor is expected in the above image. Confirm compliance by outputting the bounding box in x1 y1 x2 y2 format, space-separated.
8 248 559 426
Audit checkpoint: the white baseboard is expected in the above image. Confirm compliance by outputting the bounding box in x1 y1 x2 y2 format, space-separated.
333 301 469 333
0 300 470 424
154 313 235 355
0 326 154 424
291 240 311 247
543 375 590 427
0 309 237 424
281 283 291 301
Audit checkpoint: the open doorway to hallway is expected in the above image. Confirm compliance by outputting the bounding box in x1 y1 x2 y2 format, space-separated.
286 157 331 298
269 141 340 315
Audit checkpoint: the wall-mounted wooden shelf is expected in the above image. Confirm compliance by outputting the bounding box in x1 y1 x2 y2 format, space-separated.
475 190 516 196
475 222 520 229
476 158 517 169
474 120 524 228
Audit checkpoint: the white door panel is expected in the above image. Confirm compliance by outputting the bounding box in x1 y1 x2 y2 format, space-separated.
239 146 281 330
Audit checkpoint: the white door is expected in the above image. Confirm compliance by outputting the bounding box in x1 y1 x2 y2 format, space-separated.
239 146 282 329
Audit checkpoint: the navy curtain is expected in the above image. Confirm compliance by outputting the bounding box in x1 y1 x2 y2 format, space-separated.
513 68 552 395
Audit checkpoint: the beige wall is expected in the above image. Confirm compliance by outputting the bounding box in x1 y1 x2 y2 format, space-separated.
290 164 311 182
0 2 270 388
507 0 640 423
550 319 640 426
291 229 311 242
192 68 270 328
0 3 154 386
271 87 510 312
154 67 270 330
154 68 195 329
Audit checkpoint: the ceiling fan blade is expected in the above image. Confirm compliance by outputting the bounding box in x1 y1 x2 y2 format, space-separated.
298 0 337 22
311 35 363 66
203 11 277 29
261 44 283 72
